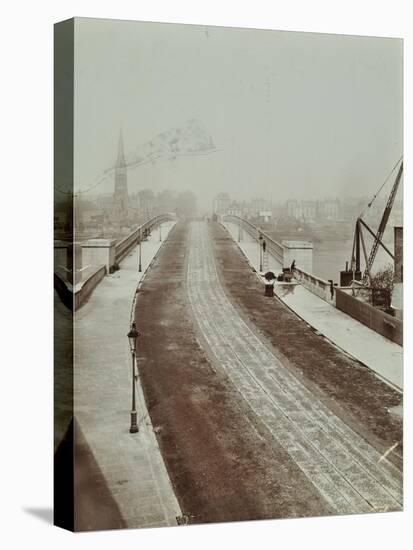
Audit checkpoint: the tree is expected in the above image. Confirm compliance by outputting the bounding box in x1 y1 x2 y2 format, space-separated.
138 189 156 217
138 189 155 205
370 263 394 293
157 189 177 212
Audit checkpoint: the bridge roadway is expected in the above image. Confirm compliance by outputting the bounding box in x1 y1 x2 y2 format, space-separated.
186 221 402 514
223 220 403 391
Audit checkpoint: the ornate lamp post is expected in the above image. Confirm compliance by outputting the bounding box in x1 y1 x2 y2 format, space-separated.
259 232 263 272
138 226 142 272
127 321 141 433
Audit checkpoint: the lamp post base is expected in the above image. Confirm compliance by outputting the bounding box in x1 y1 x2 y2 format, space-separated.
130 411 139 433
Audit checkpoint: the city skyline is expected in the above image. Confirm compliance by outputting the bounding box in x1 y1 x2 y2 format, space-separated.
74 18 402 211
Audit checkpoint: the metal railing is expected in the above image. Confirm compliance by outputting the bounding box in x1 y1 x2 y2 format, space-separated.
224 214 284 264
223 214 333 302
114 213 176 264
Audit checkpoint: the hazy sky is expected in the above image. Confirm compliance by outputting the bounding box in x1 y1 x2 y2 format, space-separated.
74 18 402 211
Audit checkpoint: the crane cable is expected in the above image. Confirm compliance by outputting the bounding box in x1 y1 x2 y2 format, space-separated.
359 155 403 218
55 147 220 197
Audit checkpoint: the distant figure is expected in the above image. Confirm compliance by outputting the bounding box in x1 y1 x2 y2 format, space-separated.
328 279 334 300
290 260 296 271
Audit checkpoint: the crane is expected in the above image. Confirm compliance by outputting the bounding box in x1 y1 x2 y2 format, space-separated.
345 158 403 286
362 160 403 283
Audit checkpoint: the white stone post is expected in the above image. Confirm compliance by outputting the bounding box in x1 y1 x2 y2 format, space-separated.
81 239 117 272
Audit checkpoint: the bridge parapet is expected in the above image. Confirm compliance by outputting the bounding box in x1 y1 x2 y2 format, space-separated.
224 215 334 303
114 213 174 265
82 239 117 273
54 213 176 310
335 288 403 346
54 240 83 285
224 214 284 264
293 267 333 303
282 240 313 274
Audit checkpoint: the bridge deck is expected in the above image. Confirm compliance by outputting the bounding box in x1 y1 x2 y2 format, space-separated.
136 221 402 523
223 221 403 390
67 218 403 529
189 222 401 514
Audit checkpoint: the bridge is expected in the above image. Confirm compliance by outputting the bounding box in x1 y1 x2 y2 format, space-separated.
224 214 333 301
223 215 403 348
54 212 176 310
54 216 403 530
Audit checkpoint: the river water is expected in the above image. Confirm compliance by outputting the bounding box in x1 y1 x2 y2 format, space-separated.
313 239 394 283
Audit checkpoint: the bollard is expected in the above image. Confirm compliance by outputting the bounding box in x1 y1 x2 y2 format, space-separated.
263 271 276 297
265 283 274 297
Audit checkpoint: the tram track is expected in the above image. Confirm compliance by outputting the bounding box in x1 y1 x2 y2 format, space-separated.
187 221 402 515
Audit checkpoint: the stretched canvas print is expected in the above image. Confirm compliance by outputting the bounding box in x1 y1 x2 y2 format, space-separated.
54 17 403 532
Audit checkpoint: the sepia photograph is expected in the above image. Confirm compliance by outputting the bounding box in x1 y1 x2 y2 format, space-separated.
53 16 403 532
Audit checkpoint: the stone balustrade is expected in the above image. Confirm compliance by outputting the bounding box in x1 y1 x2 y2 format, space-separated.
54 213 175 309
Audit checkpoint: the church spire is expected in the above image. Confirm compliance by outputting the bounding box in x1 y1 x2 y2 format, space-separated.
117 128 126 167
113 128 129 225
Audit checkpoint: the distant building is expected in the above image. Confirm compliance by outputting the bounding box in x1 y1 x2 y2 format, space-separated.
213 193 231 215
286 200 299 219
319 199 340 220
286 198 340 221
96 193 114 211
227 200 244 217
79 209 104 224
302 201 317 220
250 197 271 217
74 197 102 230
112 130 129 224
257 210 272 223
286 200 317 221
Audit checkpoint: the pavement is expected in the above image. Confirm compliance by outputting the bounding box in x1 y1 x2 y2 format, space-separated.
223 221 403 391
73 222 181 530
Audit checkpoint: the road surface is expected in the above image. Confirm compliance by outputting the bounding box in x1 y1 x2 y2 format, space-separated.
136 221 402 523
187 221 401 514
